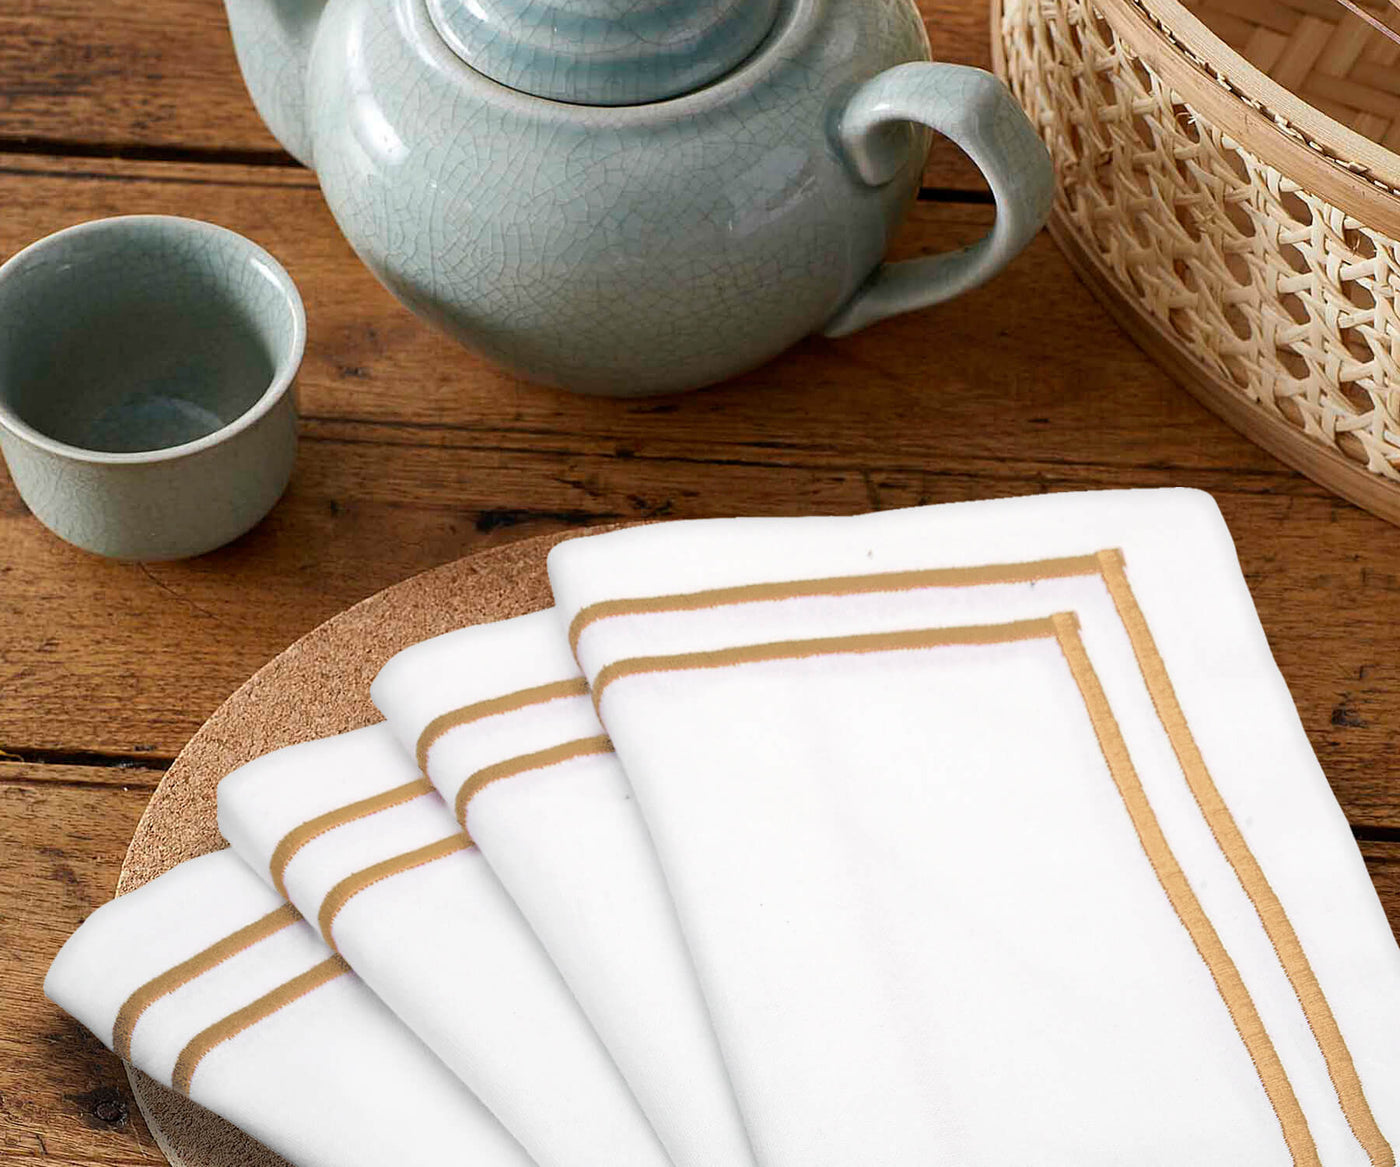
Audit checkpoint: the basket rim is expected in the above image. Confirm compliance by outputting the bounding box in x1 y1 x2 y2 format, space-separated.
1135 0 1400 183
1044 202 1400 525
1019 0 1400 234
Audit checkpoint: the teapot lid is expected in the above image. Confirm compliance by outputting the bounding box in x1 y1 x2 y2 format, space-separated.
426 0 783 105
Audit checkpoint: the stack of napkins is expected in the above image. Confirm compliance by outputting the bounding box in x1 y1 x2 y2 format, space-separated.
48 490 1400 1167
45 849 536 1167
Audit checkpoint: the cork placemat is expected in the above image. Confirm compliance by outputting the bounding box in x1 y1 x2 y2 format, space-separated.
115 528 600 1167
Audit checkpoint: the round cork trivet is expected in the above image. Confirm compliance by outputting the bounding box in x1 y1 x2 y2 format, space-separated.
115 528 603 1167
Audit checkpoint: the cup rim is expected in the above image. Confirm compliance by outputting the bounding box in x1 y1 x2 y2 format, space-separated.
0 215 306 466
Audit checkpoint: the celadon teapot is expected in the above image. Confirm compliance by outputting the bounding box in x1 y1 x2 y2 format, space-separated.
223 0 1054 395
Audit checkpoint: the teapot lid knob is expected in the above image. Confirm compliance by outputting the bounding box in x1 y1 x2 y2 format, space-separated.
426 0 784 105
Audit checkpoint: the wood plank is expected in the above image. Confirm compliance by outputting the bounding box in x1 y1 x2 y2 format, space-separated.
1364 840 1400 942
1 157 1397 831
19 203 1400 802
0 778 162 1165
0 156 1289 474
0 0 992 188
0 0 281 157
0 760 164 791
8 4 1400 1161
4 443 1398 825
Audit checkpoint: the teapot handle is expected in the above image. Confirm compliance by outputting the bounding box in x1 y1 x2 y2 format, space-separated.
822 62 1054 338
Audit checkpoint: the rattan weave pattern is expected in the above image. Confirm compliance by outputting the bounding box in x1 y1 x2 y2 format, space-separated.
1185 0 1400 152
999 0 1400 488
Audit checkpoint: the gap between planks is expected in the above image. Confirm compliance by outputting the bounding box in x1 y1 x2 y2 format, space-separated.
292 419 1323 495
0 759 166 792
0 142 992 205
0 136 299 169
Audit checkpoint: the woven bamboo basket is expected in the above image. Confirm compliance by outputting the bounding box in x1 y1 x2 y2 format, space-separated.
993 0 1400 522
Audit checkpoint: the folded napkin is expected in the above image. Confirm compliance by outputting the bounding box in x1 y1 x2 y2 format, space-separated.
547 488 1400 1167
217 721 673 1167
372 610 755 1167
44 849 533 1167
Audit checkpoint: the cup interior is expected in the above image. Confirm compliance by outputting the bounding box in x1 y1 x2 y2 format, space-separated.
0 218 301 456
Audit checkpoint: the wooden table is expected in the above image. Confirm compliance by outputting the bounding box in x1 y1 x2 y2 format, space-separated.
3 1 1398 1162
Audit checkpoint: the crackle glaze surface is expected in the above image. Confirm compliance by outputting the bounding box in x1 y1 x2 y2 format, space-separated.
226 0 1051 395
312 0 929 395
0 217 303 560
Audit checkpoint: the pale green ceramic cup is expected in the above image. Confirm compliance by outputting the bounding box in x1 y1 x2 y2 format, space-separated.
0 216 303 560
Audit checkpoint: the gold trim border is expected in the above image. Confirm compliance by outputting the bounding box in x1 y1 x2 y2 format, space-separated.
581 608 1317 1161
111 904 301 1061
316 835 468 949
568 554 1103 655
567 548 1389 1165
269 778 433 899
1096 550 1392 1166
590 617 1059 710
1052 613 1317 1165
454 735 614 834
171 955 351 1095
415 678 589 772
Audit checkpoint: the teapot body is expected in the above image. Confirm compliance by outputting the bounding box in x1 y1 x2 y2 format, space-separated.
302 0 932 395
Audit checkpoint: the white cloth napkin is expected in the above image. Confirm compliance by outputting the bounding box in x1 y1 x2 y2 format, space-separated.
547 488 1400 1167
216 721 673 1167
44 849 533 1167
372 610 755 1167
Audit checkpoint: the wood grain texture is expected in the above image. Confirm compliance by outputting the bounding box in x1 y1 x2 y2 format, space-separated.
0 0 282 157
0 777 164 1165
4 0 1400 1160
0 760 163 791
1 157 1397 833
1367 842 1400 930
0 0 990 188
